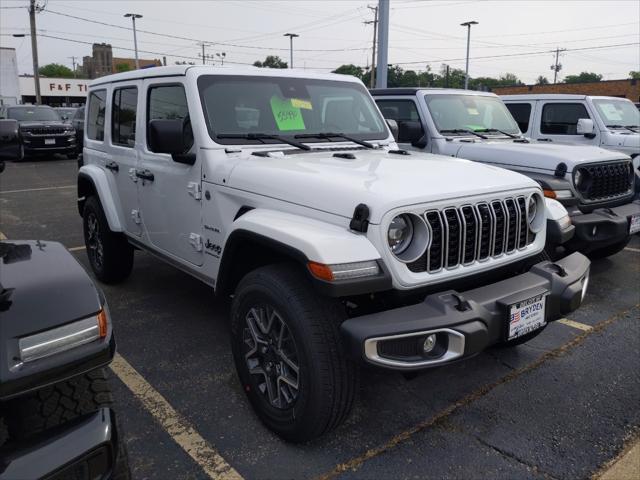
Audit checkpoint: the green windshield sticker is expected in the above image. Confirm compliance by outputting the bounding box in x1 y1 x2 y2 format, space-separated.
270 95 306 131
464 124 485 131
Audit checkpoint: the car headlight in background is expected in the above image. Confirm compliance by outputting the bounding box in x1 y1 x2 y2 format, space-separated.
18 309 108 363
574 169 592 194
387 213 430 263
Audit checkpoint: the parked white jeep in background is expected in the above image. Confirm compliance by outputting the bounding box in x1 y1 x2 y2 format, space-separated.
78 66 590 442
372 88 640 258
502 94 639 162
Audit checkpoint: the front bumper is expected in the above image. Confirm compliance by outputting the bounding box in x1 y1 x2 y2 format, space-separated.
566 200 640 252
0 408 120 480
22 135 76 155
341 252 590 370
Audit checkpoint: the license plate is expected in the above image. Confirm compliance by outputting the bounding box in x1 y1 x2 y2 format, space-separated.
630 214 640 235
44 138 55 145
508 293 547 341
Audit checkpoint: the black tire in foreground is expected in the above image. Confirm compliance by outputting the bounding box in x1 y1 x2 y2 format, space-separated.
4 369 131 479
83 196 134 284
231 264 358 443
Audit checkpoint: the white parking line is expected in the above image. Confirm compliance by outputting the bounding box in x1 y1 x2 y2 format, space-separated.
0 231 6 240
624 247 640 253
68 245 86 252
0 185 75 195
110 354 243 480
557 318 593 332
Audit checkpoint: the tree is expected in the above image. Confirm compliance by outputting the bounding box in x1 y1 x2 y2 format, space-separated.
564 72 603 84
332 64 364 79
38 63 74 78
497 73 523 86
536 75 550 85
115 63 132 73
629 71 640 79
253 56 287 69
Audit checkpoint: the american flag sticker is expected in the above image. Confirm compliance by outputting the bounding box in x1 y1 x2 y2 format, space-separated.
511 310 521 324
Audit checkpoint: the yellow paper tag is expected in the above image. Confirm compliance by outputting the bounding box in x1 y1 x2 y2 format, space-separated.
291 98 313 110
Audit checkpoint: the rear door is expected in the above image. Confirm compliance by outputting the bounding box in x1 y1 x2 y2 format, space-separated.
137 80 204 266
533 101 597 145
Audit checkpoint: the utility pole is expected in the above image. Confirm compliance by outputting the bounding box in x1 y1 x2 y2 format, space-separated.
364 5 378 89
284 33 299 68
460 20 478 90
445 64 450 88
68 56 77 78
196 42 211 65
29 0 41 104
550 47 565 84
124 13 143 69
376 0 389 88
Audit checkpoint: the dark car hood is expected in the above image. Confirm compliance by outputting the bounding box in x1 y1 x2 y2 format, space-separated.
18 121 68 129
0 241 102 337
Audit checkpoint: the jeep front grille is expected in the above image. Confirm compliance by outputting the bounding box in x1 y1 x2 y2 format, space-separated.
408 197 534 273
22 126 67 135
575 161 633 201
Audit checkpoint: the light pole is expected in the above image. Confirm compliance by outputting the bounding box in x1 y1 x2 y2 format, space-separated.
283 33 299 68
124 13 143 69
12 31 41 104
216 52 226 66
460 20 478 90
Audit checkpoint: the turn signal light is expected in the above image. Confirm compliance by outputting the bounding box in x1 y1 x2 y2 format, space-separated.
97 309 108 338
308 262 334 281
543 189 556 199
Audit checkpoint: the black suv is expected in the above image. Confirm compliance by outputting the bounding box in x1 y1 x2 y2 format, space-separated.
1 105 77 160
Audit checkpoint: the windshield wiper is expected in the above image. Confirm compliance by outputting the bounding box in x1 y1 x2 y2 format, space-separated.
439 129 488 139
474 128 519 139
294 132 375 149
217 133 310 151
606 124 639 132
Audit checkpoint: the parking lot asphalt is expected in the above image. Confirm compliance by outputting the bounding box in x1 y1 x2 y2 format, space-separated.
1 157 639 480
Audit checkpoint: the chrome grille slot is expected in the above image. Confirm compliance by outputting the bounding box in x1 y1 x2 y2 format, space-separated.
405 197 537 274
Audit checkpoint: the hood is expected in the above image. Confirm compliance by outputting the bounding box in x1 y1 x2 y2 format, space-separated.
18 121 68 129
227 148 537 224
0 241 102 338
452 140 627 173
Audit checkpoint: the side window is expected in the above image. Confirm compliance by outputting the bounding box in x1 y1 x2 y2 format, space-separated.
147 84 189 152
375 99 424 143
112 87 138 147
541 103 590 135
505 103 531 133
87 90 106 141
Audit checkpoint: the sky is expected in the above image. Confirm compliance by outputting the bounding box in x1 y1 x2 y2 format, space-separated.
0 0 639 84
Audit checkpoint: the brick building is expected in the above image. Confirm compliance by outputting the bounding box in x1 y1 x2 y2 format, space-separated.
80 43 162 79
492 78 639 102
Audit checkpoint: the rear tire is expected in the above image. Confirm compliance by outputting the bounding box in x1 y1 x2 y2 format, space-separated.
83 196 134 284
587 238 631 259
230 264 358 443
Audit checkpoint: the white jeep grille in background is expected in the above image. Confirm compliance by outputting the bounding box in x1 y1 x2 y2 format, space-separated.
408 197 534 273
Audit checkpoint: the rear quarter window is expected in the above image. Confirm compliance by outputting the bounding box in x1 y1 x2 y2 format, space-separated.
505 103 532 133
87 90 107 141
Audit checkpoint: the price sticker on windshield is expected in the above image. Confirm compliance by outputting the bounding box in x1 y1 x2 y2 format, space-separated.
270 96 306 131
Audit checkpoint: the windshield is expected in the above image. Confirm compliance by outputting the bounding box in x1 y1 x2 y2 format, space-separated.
197 75 387 144
7 107 61 122
592 99 640 128
425 94 521 135
56 108 77 116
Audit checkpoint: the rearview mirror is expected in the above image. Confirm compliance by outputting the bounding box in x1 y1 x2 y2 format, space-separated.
385 118 399 141
576 118 595 138
0 119 22 162
148 117 195 165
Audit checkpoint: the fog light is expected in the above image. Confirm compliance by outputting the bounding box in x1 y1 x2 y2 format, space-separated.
592 226 597 236
422 334 437 354
581 273 589 302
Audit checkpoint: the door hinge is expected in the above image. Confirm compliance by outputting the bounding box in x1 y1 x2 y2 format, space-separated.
189 233 203 251
128 168 138 183
187 182 202 200
131 209 141 224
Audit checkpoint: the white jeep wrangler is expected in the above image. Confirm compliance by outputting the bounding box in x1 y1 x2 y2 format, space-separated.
78 66 590 442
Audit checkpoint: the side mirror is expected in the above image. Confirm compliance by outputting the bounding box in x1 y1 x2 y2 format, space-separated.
411 135 428 149
576 118 595 138
397 121 427 149
0 119 22 162
148 117 195 165
385 118 399 141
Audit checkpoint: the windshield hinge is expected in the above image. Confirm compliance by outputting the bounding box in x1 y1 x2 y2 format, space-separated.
187 182 202 200
350 203 370 233
189 233 203 251
131 210 141 224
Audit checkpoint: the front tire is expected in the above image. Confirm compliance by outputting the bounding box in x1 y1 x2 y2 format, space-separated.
83 196 134 284
230 264 358 443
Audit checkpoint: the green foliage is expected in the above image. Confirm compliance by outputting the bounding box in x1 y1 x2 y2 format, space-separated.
332 64 364 79
536 75 550 85
629 71 640 79
563 72 603 84
115 63 132 73
38 63 74 78
253 56 288 69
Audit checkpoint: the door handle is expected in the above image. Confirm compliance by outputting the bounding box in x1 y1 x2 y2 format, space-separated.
105 161 119 172
135 169 155 182
537 138 553 142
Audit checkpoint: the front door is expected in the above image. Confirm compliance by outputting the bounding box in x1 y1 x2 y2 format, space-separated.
137 81 203 266
534 101 597 146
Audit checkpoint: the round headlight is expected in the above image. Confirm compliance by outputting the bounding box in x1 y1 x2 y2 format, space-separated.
574 168 591 193
527 196 537 224
388 214 413 255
